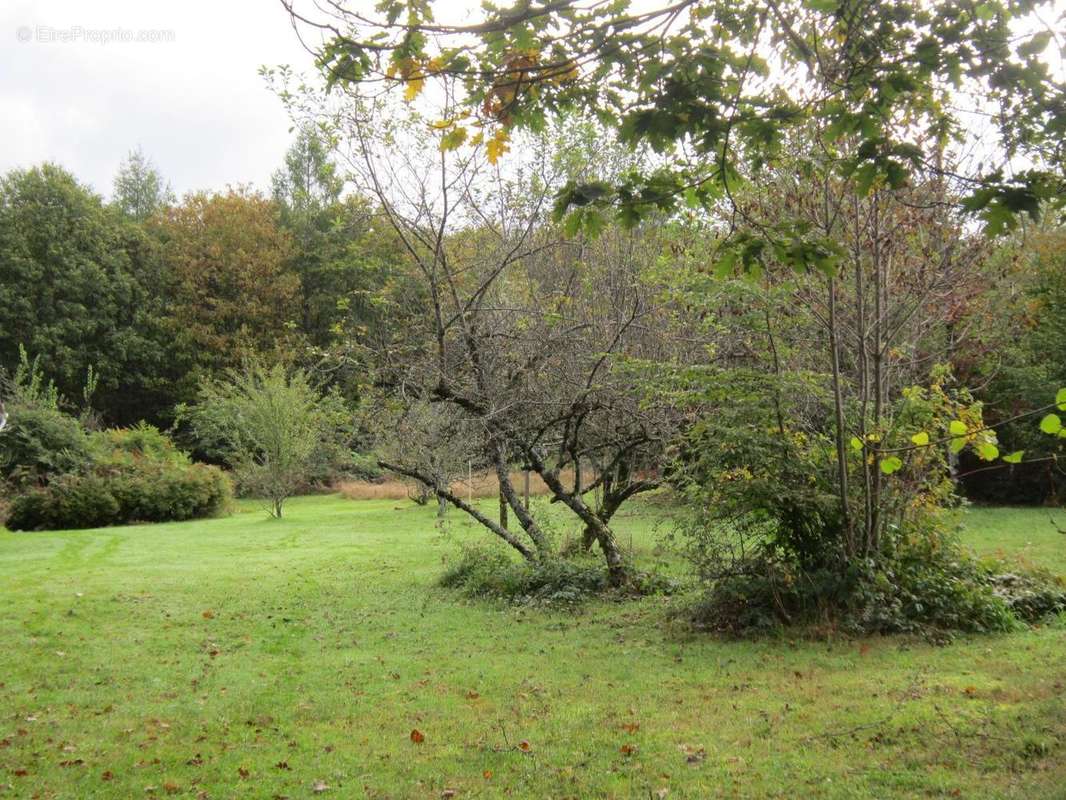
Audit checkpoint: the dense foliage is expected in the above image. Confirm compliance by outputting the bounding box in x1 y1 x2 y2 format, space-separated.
5 424 232 531
177 362 355 517
0 165 171 424
440 542 677 606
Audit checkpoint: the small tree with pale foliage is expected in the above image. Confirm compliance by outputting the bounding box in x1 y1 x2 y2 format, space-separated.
179 362 349 518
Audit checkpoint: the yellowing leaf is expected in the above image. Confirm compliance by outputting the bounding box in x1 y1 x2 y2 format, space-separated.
1003 450 1024 464
486 128 510 164
948 420 968 436
910 432 929 446
404 76 425 102
439 126 468 152
977 442 999 461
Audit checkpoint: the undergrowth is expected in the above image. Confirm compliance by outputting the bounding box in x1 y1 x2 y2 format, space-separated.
439 542 677 606
682 535 1066 640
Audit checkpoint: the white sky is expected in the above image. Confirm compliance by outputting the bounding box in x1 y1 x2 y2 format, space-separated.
0 0 330 198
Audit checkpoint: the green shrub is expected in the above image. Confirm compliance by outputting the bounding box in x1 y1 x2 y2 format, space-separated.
7 473 120 531
5 458 232 532
104 462 232 523
89 423 190 468
681 531 1057 638
439 543 675 606
0 404 92 487
5 426 231 533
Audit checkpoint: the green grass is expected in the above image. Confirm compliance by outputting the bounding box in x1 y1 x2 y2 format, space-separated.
0 496 1064 799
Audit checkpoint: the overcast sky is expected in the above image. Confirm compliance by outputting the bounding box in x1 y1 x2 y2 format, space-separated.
1 0 327 199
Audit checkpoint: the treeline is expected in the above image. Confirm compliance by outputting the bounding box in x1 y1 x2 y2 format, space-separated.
1 131 1064 510
0 129 404 428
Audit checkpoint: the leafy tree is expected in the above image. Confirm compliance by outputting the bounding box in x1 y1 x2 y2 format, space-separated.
289 0 1064 246
0 164 172 425
272 126 407 350
112 147 175 221
151 189 304 398
271 125 343 219
960 226 1066 502
177 362 353 518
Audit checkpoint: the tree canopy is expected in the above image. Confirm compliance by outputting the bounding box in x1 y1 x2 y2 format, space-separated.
291 0 1064 266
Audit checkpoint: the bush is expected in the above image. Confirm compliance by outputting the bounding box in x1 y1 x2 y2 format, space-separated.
439 543 675 606
5 461 231 531
4 424 232 532
988 569 1066 622
89 423 190 467
682 531 1063 639
7 473 120 531
0 404 92 487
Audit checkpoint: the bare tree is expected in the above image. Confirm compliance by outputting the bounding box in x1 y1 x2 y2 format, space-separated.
300 90 689 585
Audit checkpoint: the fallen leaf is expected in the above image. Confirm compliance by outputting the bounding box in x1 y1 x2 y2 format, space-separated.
483 770 492 779
620 744 637 756
441 790 457 799
237 766 250 779
275 761 291 771
466 690 480 700
621 722 640 734
202 610 214 620
164 782 180 795
517 740 531 752
312 781 330 793
410 729 425 744
102 770 114 781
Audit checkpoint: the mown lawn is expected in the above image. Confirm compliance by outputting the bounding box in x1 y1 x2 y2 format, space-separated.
1 496 1064 799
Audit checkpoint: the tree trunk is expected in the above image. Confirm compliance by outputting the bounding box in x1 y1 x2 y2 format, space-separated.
491 443 550 555
524 448 631 587
379 460 537 560
584 515 628 587
827 276 855 559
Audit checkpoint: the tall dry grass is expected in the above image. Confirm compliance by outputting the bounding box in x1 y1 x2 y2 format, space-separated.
336 468 578 502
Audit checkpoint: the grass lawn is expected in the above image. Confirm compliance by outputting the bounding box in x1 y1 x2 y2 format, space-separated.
1 496 1064 799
